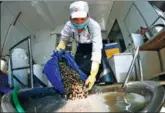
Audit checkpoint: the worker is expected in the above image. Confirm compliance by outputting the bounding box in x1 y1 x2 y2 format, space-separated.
56 1 103 91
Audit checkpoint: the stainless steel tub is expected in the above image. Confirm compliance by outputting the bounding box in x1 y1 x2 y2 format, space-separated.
92 81 165 112
1 81 165 112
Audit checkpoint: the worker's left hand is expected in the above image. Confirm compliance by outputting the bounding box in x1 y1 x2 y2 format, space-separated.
85 61 99 91
85 75 96 91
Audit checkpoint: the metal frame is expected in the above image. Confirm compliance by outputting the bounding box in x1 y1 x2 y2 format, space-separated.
9 35 34 88
142 15 165 73
122 47 141 88
150 15 165 72
125 2 165 83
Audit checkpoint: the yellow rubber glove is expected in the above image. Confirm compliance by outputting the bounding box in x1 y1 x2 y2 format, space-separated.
56 41 66 51
85 61 99 91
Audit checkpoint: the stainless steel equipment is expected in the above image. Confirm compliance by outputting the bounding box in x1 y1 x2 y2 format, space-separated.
9 35 34 88
92 81 165 112
144 24 165 40
1 81 165 112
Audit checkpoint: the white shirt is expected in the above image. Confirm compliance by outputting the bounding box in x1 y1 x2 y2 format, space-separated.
60 18 103 64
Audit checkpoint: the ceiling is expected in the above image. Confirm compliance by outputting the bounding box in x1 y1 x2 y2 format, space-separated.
2 0 113 33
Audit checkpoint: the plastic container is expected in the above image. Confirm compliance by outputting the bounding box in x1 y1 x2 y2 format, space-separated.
8 48 28 88
104 43 120 59
108 53 136 83
0 59 8 73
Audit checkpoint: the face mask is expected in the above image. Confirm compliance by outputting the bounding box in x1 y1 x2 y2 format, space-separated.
72 20 89 29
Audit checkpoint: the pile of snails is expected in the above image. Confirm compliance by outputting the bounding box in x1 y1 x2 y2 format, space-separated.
59 62 88 100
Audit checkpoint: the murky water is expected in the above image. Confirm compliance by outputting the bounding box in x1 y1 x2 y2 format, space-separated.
103 92 149 112
21 92 149 112
20 93 67 112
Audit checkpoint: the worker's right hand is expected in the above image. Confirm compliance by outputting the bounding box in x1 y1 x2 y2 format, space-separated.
85 61 99 91
56 41 66 51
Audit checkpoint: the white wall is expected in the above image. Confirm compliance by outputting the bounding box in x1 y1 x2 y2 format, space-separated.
1 2 57 65
32 29 57 65
107 1 164 80
1 3 30 56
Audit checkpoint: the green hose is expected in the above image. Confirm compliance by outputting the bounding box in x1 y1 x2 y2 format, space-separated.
12 86 25 113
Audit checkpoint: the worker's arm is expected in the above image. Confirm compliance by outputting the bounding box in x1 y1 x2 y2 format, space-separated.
56 21 72 51
85 61 100 90
85 23 103 91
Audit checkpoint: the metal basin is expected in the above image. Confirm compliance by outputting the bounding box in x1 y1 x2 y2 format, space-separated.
1 81 165 112
92 81 165 112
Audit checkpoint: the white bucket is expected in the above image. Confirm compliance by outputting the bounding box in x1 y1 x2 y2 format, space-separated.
0 59 7 73
131 33 144 48
33 64 48 86
8 48 28 88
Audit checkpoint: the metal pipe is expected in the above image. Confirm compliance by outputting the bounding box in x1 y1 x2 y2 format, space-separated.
1 25 13 52
9 51 14 88
13 12 22 26
28 36 34 88
1 12 22 53
138 54 144 82
122 47 140 88
9 35 34 88
9 36 30 51
27 40 31 88
13 75 27 87
12 66 30 71
157 50 164 72
151 16 161 27
9 36 30 88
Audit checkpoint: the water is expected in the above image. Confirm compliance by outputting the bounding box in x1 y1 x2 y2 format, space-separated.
56 94 109 112
21 93 67 112
103 92 150 112
21 93 109 112
20 92 149 112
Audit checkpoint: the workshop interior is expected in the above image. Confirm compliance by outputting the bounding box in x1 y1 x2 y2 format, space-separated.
1 0 165 112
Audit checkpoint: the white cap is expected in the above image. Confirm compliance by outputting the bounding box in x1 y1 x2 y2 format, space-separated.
70 1 89 18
